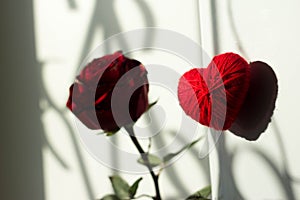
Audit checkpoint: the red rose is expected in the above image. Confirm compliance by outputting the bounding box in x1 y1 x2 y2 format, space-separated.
67 51 149 132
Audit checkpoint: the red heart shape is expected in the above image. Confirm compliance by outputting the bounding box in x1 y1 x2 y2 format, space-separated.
178 52 250 130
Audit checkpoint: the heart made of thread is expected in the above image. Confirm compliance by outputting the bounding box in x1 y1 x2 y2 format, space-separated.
178 52 250 131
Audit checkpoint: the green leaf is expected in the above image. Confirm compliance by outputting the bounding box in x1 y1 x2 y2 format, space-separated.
163 137 203 163
128 177 143 198
147 100 158 111
109 175 130 199
186 185 211 200
105 131 118 136
100 194 120 200
96 129 119 136
137 154 162 168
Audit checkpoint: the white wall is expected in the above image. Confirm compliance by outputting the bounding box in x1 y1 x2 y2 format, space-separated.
34 0 300 199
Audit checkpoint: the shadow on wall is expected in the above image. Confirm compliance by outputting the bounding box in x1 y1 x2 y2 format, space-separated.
1 0 296 199
212 0 299 199
0 0 44 200
38 0 157 199
77 0 155 72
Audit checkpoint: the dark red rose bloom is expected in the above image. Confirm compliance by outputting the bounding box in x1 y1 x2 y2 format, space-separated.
66 51 149 132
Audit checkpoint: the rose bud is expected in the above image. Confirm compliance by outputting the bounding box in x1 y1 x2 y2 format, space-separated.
66 51 149 133
178 52 278 141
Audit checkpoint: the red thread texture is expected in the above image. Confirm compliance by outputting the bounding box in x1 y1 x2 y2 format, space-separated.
178 52 250 130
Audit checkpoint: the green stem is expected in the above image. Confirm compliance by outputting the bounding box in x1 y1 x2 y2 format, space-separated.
125 126 162 200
